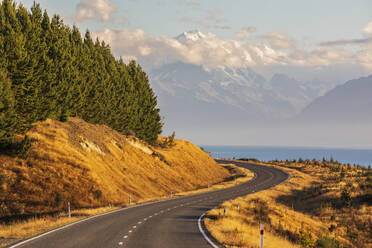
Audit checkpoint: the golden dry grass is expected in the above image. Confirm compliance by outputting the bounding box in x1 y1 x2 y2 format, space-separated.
0 118 235 246
0 118 230 216
0 206 118 248
0 118 260 247
0 166 253 247
176 164 254 197
205 160 372 248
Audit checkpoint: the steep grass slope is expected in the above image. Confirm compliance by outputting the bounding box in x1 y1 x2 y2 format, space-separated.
0 118 229 218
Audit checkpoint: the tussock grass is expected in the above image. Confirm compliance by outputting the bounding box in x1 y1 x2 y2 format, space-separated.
205 160 372 248
0 166 253 247
176 164 254 197
0 118 230 216
0 207 117 248
0 118 234 246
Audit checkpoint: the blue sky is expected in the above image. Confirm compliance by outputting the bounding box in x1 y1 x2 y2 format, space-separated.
20 0 372 82
21 0 371 41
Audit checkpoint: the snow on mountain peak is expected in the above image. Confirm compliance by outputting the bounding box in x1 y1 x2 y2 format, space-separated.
175 30 206 42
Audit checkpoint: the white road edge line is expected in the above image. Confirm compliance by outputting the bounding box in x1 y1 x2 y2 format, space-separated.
8 164 266 248
198 213 220 248
7 195 182 248
195 170 281 248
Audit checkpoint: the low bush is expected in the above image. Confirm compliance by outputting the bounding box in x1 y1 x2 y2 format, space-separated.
316 236 340 248
0 135 32 159
299 229 314 247
340 188 352 207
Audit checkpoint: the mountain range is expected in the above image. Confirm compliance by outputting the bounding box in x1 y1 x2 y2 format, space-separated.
149 61 333 131
147 31 372 146
296 74 372 123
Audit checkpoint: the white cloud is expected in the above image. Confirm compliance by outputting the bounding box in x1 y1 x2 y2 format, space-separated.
312 21 372 70
319 21 372 47
356 42 372 70
262 31 295 49
236 26 257 39
93 29 286 69
93 28 372 73
363 22 372 36
319 37 372 46
76 0 117 22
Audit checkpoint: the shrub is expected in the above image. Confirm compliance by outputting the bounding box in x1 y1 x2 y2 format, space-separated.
160 131 176 148
16 135 32 159
330 156 334 163
54 191 65 208
328 224 336 232
167 131 176 146
59 110 69 122
299 229 314 247
125 130 136 137
0 135 33 158
0 202 11 217
316 236 340 248
340 188 352 207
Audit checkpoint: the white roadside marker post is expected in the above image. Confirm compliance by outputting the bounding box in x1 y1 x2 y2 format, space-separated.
68 201 71 218
260 225 264 248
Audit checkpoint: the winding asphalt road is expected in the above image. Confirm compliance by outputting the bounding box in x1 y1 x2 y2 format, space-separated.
9 160 288 248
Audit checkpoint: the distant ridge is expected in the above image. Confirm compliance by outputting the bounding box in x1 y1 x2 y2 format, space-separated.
297 75 372 123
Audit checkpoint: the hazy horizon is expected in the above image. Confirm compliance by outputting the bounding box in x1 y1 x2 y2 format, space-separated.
19 0 372 148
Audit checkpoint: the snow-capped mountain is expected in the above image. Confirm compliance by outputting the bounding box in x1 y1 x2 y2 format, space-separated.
149 62 331 134
175 30 206 42
147 30 337 135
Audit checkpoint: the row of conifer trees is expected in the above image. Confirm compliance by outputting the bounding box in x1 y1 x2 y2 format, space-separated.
0 0 163 149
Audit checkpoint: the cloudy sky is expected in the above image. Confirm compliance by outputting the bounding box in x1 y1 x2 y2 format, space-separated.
21 0 372 82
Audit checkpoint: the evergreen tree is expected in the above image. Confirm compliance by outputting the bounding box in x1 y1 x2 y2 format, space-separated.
0 70 17 147
0 0 163 148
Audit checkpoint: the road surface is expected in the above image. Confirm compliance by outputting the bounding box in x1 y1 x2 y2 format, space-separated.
10 160 288 248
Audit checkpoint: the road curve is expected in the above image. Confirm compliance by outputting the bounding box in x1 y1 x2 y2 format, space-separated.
9 160 288 248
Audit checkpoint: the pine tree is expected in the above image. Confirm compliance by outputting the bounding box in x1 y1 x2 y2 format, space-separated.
0 70 17 147
0 0 163 147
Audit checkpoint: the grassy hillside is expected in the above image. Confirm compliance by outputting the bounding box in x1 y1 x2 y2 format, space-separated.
205 160 371 248
0 118 230 218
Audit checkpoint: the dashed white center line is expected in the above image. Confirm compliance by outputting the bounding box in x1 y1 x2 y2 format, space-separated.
138 221 142 224
154 213 158 215
119 242 123 245
128 230 132 233
149 215 152 218
133 226 137 229
144 218 147 221
123 235 128 239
